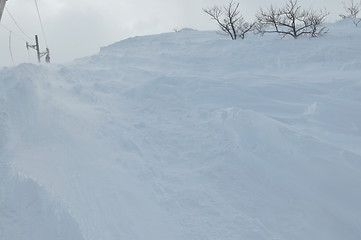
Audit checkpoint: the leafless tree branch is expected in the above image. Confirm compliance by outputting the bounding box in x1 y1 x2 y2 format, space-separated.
204 1 255 40
255 0 329 38
340 0 361 26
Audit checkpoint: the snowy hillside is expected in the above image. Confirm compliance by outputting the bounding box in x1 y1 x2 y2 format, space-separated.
1 20 361 240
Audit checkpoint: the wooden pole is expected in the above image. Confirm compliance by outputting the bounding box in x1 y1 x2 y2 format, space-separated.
35 35 41 63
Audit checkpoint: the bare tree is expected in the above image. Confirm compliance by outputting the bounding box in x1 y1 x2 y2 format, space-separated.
256 0 329 39
204 1 255 40
340 0 361 26
238 18 255 39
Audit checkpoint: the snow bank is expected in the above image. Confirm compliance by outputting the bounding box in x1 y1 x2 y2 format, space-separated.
0 65 84 239
1 20 361 240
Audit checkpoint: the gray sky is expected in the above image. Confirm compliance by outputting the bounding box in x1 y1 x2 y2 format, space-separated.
0 0 344 67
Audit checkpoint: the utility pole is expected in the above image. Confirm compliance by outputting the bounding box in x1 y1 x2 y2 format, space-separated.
26 35 50 64
35 35 41 63
0 0 7 22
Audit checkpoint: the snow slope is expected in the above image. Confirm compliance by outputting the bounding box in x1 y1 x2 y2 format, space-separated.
1 20 361 240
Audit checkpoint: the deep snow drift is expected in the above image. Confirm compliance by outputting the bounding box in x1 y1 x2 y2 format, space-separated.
1 20 361 240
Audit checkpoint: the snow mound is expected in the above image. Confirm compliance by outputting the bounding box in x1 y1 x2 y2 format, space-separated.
1 20 361 240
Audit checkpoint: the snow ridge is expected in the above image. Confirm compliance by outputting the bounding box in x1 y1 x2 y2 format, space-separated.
1 20 361 240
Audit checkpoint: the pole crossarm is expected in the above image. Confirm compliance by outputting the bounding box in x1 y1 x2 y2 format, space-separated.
26 35 50 63
26 42 38 51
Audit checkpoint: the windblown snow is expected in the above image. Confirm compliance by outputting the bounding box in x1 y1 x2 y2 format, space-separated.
1 20 361 240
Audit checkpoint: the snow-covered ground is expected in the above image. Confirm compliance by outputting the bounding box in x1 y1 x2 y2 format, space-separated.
1 20 361 240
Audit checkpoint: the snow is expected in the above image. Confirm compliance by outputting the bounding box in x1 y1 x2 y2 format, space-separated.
1 20 361 240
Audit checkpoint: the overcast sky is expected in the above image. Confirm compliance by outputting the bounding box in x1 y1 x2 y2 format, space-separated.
0 0 344 67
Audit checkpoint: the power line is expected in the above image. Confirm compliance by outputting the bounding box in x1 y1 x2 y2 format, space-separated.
1 1 51 64
5 6 32 41
0 23 28 42
34 0 48 47
9 31 15 65
1 24 35 65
